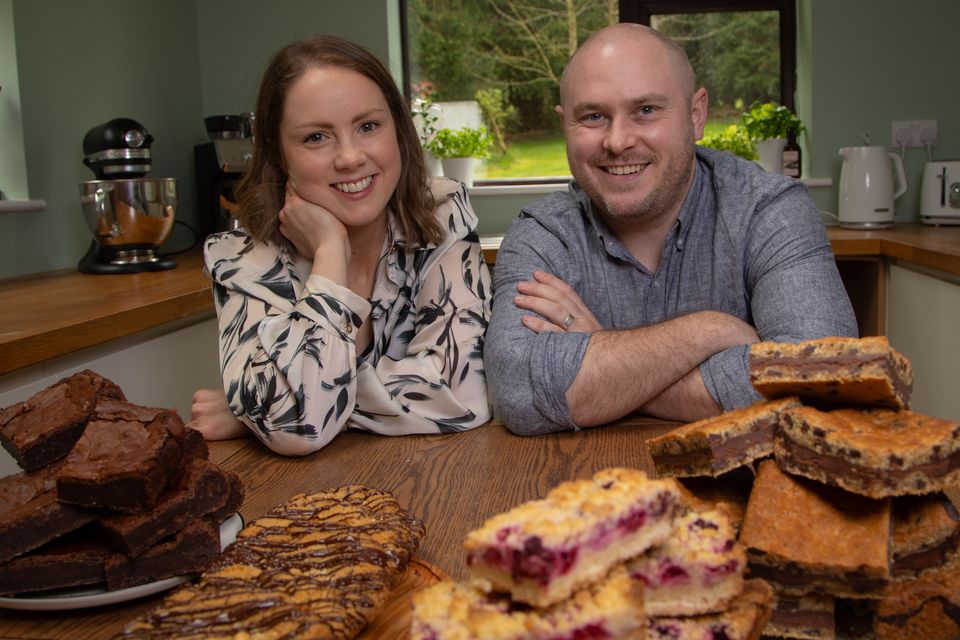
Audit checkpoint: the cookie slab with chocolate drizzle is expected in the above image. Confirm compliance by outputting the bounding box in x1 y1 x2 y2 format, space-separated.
120 485 425 639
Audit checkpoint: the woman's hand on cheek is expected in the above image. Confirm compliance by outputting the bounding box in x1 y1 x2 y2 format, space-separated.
280 183 351 284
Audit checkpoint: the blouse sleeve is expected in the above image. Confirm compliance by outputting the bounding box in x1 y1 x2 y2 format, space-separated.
207 233 374 456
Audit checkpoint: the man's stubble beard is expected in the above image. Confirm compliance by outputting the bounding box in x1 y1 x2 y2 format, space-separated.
570 136 696 227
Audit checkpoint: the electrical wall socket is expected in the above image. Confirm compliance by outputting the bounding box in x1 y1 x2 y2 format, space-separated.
891 119 938 148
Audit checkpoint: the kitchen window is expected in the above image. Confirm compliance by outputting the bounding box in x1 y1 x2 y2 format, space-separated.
402 0 795 186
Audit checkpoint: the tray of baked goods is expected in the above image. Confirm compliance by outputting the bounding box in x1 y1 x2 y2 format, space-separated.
0 370 245 610
644 335 960 640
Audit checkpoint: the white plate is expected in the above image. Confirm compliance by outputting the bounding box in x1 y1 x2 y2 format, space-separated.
0 512 243 612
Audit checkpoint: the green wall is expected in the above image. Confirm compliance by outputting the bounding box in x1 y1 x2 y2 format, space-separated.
800 0 960 220
1 0 397 279
1 0 959 279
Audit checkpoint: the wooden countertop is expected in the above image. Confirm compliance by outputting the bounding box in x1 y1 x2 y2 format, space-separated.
3 223 960 378
0 252 212 376
0 415 677 639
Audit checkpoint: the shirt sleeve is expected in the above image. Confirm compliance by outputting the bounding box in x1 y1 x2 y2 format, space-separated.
349 236 492 436
485 217 590 435
699 183 859 410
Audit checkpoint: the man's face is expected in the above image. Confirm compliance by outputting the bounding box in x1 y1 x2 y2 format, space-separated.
557 34 707 228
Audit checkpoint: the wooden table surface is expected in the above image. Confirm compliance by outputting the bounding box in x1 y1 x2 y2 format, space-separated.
0 415 677 639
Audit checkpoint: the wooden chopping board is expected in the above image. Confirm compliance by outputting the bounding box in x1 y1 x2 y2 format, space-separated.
358 557 448 639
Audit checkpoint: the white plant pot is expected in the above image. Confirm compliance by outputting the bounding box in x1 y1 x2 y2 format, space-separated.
424 150 443 178
441 157 476 187
754 138 787 174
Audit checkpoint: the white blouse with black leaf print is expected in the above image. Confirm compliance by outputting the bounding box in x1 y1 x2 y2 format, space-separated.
204 178 492 456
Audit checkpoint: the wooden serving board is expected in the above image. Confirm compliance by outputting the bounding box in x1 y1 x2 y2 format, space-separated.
358 557 449 639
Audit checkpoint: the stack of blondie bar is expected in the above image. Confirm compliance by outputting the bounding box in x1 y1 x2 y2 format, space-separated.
0 369 243 595
649 335 960 640
411 467 776 639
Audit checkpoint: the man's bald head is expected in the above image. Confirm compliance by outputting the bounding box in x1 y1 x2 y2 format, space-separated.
559 24 698 108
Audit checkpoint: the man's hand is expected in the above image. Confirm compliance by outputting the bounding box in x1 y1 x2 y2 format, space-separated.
188 388 249 441
514 271 601 333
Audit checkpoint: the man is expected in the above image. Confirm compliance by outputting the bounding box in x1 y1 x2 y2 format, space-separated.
484 23 857 434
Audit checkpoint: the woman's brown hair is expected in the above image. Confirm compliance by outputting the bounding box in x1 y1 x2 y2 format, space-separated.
235 35 443 247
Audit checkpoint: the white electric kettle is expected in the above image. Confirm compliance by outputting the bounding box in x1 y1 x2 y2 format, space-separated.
838 146 907 229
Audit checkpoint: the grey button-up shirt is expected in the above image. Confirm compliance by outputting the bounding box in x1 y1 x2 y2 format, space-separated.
485 147 857 435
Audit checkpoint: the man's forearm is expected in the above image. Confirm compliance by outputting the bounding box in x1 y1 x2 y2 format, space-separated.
566 310 756 426
639 368 722 422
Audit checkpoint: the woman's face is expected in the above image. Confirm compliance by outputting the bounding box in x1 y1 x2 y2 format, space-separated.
279 66 401 229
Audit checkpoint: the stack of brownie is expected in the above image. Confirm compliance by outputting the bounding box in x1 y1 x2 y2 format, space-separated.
0 369 243 596
411 467 776 639
649 336 960 640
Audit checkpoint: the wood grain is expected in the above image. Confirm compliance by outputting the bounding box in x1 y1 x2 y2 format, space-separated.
358 558 448 640
0 252 212 376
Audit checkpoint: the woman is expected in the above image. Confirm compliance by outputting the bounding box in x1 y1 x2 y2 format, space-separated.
191 36 492 456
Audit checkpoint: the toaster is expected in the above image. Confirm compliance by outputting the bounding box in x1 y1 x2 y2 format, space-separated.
920 160 960 225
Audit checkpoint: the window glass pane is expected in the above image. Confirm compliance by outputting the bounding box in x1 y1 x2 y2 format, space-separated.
407 0 620 182
406 4 782 182
650 11 781 136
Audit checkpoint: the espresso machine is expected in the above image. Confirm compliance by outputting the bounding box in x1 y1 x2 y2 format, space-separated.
194 114 253 239
77 118 178 274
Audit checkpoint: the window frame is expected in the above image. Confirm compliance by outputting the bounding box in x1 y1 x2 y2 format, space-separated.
619 0 797 112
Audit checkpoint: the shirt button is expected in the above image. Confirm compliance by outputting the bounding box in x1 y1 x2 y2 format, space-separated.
344 323 353 334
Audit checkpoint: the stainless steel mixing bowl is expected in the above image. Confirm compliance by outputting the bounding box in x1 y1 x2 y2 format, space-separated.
78 178 177 263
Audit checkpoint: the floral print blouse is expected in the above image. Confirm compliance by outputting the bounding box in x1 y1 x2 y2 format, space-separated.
203 178 492 456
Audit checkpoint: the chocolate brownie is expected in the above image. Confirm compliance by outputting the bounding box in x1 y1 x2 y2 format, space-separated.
464 467 681 608
105 517 221 590
776 406 960 498
892 493 960 577
0 463 95 563
120 486 424 639
98 458 231 556
210 469 244 523
56 407 183 513
749 336 913 410
739 461 891 598
0 525 110 595
0 369 124 471
649 397 800 478
411 566 645 640
646 579 775 640
764 593 835 640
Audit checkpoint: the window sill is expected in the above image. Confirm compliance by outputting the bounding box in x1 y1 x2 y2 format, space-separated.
0 199 47 213
469 176 832 197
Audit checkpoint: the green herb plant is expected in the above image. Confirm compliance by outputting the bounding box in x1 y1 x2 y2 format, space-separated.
698 124 758 161
741 102 804 141
427 127 494 160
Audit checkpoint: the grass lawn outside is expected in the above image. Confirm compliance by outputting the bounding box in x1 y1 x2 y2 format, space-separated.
477 118 740 180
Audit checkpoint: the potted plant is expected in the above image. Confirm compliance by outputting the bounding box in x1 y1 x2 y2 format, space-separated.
741 102 804 173
427 127 494 187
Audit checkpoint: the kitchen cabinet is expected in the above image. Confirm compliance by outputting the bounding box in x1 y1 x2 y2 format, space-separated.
886 262 960 421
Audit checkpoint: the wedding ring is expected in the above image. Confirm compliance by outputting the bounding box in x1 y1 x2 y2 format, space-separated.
561 312 576 329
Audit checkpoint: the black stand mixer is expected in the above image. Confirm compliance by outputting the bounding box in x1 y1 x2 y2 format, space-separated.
77 118 178 274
